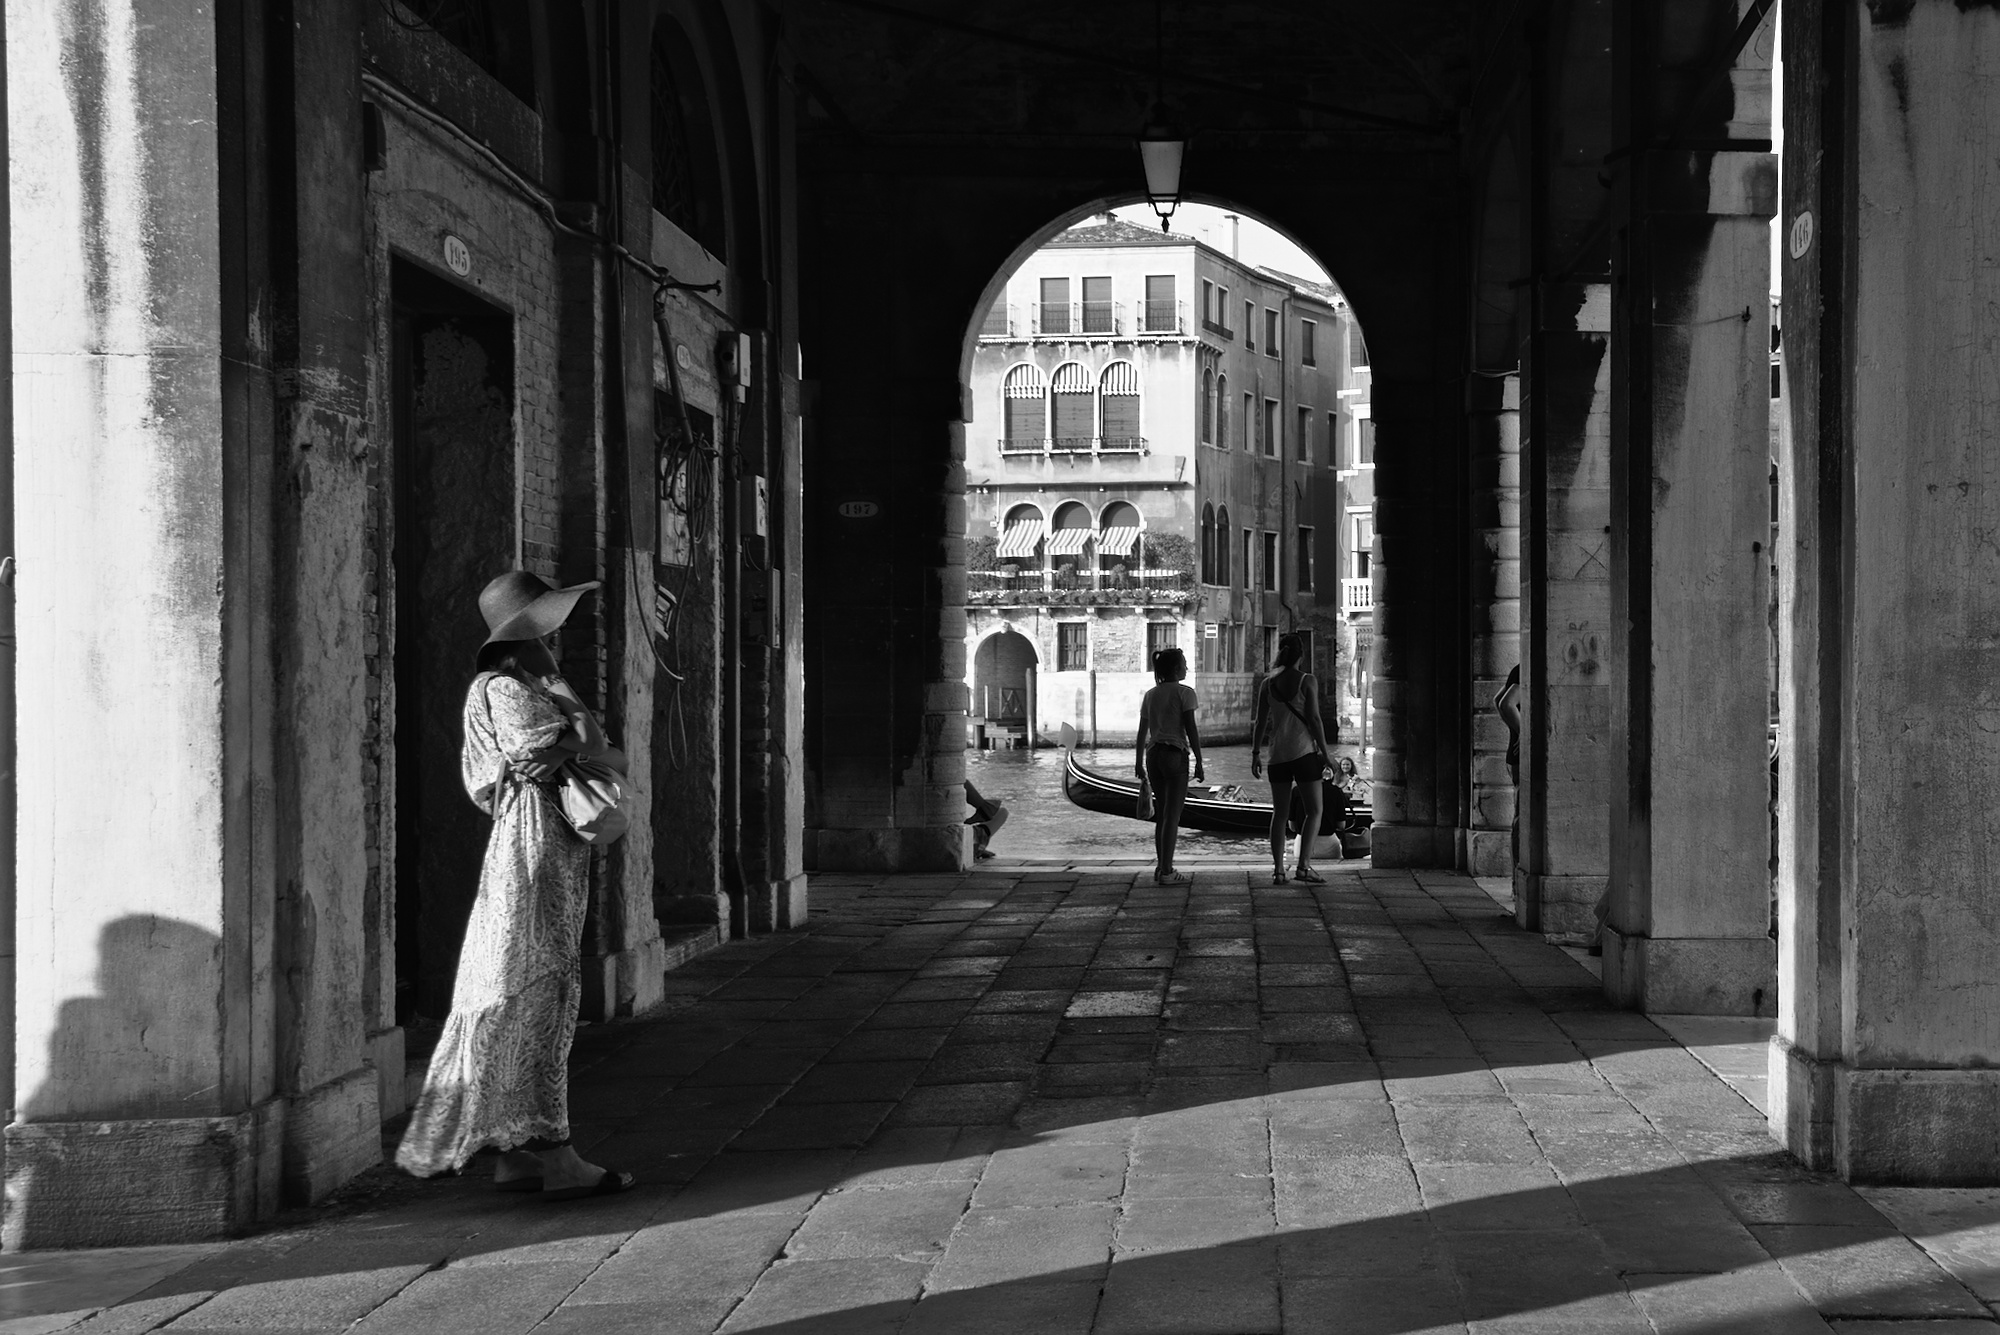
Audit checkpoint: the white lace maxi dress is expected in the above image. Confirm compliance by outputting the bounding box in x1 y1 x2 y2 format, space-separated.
396 671 592 1176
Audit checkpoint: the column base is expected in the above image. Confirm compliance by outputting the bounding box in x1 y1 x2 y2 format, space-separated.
749 872 809 932
1601 927 1775 1015
5 1098 285 1248
1369 823 1456 868
807 823 971 872
1533 874 1607 944
1770 1036 2000 1184
283 1065 383 1204
582 935 670 1021
1465 828 1511 878
367 1027 407 1122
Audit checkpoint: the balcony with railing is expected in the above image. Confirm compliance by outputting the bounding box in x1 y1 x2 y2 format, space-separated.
968 563 1194 605
1341 577 1374 614
997 435 1149 458
1032 301 1128 338
1141 299 1187 335
978 303 1018 339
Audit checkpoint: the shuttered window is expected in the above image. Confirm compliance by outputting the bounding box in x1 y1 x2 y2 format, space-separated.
1051 362 1093 447
1100 361 1140 447
1002 365 1046 445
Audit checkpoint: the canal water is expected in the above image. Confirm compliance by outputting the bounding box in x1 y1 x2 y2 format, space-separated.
964 741 1370 864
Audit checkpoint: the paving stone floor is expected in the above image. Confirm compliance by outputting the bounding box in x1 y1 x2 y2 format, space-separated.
11 867 2000 1334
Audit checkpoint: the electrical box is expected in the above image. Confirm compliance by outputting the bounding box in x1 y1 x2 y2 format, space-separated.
742 474 768 539
717 331 753 401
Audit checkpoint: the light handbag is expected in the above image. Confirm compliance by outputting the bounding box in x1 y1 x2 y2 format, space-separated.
557 755 631 845
1136 777 1155 821
481 676 633 845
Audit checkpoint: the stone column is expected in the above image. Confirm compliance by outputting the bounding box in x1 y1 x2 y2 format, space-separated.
1368 380 1460 867
1517 288 1613 938
5 0 284 1244
1466 373 1520 877
1772 0 2000 1182
1603 0 1776 1014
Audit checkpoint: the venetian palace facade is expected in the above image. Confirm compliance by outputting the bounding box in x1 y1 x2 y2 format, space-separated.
964 218 1373 746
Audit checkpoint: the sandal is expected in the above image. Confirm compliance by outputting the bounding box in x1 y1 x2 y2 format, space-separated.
1294 866 1326 884
1155 870 1191 885
543 1166 638 1201
1272 867 1289 884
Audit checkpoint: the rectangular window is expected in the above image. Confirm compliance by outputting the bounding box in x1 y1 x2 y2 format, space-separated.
1144 275 1176 331
1297 406 1312 461
1039 277 1071 335
1327 412 1338 464
1264 309 1280 357
1082 275 1114 333
1057 622 1087 672
1353 515 1375 578
1262 531 1279 592
1242 393 1253 450
1244 301 1257 349
1358 416 1376 465
1298 526 1315 592
1301 319 1317 366
1263 399 1279 457
1218 287 1230 333
1201 279 1214 323
1351 329 1369 369
1147 622 1177 666
1241 529 1253 589
981 294 1009 337
1263 625 1279 672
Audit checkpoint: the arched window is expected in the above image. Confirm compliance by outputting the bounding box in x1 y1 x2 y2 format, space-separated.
1099 501 1141 583
1216 374 1229 448
1051 363 1094 452
651 19 727 258
1048 501 1094 587
1216 504 1232 585
1002 365 1048 448
998 503 1046 571
1200 369 1215 444
1100 361 1141 452
1200 504 1215 584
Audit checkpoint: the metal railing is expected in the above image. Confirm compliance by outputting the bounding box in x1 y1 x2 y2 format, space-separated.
994 436 1149 458
968 566 1193 597
1141 299 1186 334
1341 577 1374 613
979 303 1017 338
1032 302 1125 338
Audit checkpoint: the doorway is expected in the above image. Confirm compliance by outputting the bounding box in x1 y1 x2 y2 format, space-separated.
972 629 1038 748
391 259 517 1024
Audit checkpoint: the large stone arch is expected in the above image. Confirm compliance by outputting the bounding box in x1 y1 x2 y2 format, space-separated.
800 144 1469 868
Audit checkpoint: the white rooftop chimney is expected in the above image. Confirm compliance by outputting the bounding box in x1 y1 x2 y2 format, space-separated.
1224 213 1240 258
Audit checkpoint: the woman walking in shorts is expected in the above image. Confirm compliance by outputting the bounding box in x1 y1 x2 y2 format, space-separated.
1251 633 1332 884
1134 647 1204 885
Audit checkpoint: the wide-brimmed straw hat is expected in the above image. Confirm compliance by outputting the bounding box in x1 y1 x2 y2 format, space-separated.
477 570 600 649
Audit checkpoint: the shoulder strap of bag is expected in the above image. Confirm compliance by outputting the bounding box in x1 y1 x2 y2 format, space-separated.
1275 680 1330 762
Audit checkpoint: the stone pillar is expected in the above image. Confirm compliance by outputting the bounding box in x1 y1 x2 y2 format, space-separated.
1466 373 1520 877
1772 0 2000 1183
1368 379 1465 868
5 0 285 1244
1602 0 1776 1014
1517 288 1613 938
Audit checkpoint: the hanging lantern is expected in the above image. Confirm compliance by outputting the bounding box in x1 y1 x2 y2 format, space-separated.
1138 115 1186 232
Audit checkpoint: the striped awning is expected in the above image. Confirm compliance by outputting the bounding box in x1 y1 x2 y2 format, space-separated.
1046 527 1095 556
1097 525 1140 556
997 520 1044 558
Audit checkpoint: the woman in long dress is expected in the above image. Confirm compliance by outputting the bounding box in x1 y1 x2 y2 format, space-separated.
1250 633 1333 885
395 571 635 1200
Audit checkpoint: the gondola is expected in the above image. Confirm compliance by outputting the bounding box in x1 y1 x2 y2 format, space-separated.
1061 745 1372 858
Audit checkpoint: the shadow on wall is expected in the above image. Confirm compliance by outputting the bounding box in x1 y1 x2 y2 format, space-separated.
17 916 225 1124
7 916 271 1248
